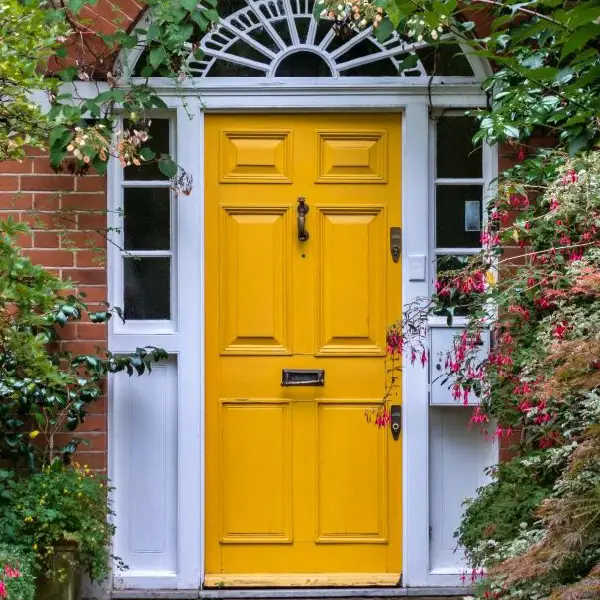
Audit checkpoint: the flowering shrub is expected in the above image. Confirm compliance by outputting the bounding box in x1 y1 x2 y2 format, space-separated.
0 545 35 600
0 465 115 583
438 151 600 599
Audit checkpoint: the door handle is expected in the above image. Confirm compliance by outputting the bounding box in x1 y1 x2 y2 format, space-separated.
390 405 401 440
297 197 309 242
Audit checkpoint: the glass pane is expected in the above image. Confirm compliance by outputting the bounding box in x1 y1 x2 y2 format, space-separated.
434 254 473 316
124 257 171 320
206 59 267 77
338 38 400 76
124 188 170 251
124 119 170 181
416 43 474 77
436 117 482 179
275 51 332 76
227 39 272 64
436 185 483 248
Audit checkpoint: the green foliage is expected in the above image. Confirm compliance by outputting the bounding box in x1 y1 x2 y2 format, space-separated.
0 217 167 469
0 0 220 183
0 543 36 600
0 0 68 161
457 458 554 564
317 0 600 154
0 465 115 582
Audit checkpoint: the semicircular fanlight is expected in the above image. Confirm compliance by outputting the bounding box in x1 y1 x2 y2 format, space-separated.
135 0 476 79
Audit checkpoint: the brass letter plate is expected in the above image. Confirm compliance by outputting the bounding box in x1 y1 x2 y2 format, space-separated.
281 369 325 387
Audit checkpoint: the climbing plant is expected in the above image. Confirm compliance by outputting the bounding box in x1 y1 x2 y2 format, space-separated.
1 0 219 183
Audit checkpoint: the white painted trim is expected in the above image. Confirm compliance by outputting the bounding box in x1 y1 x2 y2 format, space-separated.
402 103 431 588
109 96 204 591
107 88 495 592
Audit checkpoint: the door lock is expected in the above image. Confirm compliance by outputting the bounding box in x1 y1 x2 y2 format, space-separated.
390 226 401 262
390 405 402 440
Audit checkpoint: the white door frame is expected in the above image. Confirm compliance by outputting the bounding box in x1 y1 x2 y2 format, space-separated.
108 81 490 592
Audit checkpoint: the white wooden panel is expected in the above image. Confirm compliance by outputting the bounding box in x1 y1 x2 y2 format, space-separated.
430 326 490 406
112 359 178 578
429 407 494 574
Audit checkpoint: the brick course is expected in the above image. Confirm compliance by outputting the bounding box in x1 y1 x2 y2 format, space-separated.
0 152 109 472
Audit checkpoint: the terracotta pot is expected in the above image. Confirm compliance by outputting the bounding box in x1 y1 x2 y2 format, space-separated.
35 545 82 600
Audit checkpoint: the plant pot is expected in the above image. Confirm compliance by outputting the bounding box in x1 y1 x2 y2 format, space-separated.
35 545 82 600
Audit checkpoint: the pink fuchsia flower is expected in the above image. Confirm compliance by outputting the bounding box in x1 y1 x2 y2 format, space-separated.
0 580 6 599
4 564 20 578
562 169 578 184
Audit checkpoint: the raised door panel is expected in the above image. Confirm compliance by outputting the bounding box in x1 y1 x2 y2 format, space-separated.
220 130 292 183
316 400 388 543
220 400 293 543
316 131 387 183
220 206 292 354
316 206 386 355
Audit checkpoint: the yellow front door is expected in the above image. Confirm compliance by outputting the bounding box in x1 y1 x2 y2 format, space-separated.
205 113 402 587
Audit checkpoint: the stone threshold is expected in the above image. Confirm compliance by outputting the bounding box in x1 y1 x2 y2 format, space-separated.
110 587 469 600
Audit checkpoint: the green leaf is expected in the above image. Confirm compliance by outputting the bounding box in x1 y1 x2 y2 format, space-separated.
568 130 592 155
374 18 394 43
146 22 160 42
67 0 86 13
158 156 178 178
397 54 419 73
181 0 198 10
139 147 156 161
560 24 600 61
201 7 220 21
149 46 168 69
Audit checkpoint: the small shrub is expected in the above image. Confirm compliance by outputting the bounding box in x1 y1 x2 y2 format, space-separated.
0 464 115 582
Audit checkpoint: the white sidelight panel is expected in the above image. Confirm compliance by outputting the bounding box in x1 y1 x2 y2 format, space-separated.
429 407 495 575
112 359 179 586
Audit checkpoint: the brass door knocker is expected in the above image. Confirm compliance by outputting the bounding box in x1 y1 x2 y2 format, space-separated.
297 197 309 241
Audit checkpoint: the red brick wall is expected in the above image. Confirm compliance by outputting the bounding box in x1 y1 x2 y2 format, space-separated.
0 150 109 471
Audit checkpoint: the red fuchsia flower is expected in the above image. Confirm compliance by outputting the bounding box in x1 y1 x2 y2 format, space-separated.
558 235 571 246
549 196 559 211
470 406 489 424
4 565 20 578
568 250 584 262
0 581 6 599
375 408 391 428
488 352 514 366
386 328 403 355
481 230 500 247
524 221 532 230
435 279 451 297
562 169 578 184
509 193 529 208
552 321 569 339
513 381 534 395
494 425 513 439
420 350 427 366
518 400 533 413
516 146 526 162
